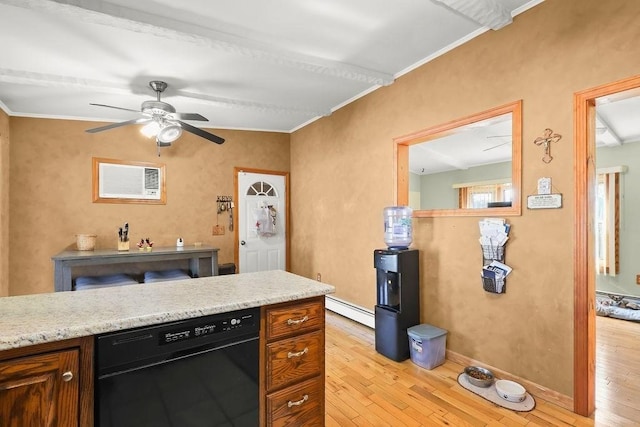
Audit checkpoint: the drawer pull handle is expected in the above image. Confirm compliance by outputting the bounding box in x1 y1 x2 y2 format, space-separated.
288 347 309 358
287 394 309 408
287 315 308 326
61 371 73 382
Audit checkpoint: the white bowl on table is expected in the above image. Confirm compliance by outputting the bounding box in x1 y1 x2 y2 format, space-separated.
495 379 526 403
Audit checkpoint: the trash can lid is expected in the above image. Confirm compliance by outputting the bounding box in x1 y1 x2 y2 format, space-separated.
407 324 447 340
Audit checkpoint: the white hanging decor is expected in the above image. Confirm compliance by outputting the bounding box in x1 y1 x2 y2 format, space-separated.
254 205 277 237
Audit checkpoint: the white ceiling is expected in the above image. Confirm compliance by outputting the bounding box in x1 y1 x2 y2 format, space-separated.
596 88 640 147
409 112 513 175
0 0 542 133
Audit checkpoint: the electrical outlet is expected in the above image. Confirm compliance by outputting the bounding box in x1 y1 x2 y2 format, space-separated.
212 225 225 235
316 273 321 282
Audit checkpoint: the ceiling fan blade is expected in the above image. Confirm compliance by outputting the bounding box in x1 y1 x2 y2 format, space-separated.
177 120 225 144
89 103 140 113
173 112 209 121
85 118 150 133
482 141 510 152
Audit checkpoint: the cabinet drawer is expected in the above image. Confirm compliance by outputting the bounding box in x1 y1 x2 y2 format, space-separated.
267 330 322 390
266 376 324 427
266 299 324 340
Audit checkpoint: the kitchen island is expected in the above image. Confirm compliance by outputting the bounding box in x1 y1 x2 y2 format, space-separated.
0 270 335 426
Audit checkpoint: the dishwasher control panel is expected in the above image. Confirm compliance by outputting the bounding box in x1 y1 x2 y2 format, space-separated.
96 307 260 376
160 311 257 345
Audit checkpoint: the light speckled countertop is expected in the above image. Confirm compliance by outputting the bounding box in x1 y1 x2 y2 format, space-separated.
0 270 334 351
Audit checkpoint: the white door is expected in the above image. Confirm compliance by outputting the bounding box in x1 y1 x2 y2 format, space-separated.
237 171 287 273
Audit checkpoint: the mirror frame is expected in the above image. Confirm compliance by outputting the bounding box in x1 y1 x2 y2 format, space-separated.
394 100 522 217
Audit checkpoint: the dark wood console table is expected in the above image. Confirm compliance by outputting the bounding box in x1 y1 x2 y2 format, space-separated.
52 246 219 292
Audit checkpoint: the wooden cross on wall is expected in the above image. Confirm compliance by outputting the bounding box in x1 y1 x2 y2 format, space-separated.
533 128 562 163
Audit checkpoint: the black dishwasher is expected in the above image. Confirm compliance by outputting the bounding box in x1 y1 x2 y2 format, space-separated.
95 308 260 427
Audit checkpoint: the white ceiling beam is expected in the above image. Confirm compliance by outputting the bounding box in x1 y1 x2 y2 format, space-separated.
418 144 469 171
595 113 623 146
430 0 513 30
1 0 394 86
0 68 330 117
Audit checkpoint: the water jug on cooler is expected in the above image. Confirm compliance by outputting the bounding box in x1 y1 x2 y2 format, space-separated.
383 206 413 250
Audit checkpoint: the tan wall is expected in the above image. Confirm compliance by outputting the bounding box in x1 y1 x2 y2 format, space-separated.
290 0 640 396
9 117 289 295
0 108 9 297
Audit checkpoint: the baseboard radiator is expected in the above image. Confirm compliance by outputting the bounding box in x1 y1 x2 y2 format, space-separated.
325 295 375 329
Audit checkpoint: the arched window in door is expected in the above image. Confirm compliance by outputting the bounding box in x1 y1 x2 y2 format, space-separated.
246 181 278 197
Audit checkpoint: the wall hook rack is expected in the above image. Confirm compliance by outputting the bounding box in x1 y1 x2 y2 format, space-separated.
216 195 233 213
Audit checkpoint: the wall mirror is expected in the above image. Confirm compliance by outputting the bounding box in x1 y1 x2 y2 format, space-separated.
394 100 522 217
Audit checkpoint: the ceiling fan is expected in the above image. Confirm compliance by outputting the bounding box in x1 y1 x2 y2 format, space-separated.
85 81 225 151
483 135 511 151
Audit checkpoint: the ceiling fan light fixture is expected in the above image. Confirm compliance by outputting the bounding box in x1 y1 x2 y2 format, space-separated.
157 123 183 143
141 100 176 116
140 121 161 138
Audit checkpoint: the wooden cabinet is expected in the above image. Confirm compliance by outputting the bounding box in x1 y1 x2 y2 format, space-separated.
261 296 325 426
0 337 94 427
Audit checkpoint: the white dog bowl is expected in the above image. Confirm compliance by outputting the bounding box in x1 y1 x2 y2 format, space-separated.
495 379 526 403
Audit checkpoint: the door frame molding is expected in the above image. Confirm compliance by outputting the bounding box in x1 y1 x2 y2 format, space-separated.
573 73 640 416
234 167 290 273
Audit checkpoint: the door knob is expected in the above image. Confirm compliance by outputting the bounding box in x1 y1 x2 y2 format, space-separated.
240 240 246 245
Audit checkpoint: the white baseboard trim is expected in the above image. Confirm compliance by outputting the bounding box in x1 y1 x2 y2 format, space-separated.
325 295 375 329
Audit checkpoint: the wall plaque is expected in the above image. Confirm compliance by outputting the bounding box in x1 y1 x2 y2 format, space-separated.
527 194 562 209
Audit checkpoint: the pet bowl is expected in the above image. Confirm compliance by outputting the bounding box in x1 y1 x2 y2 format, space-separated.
464 366 494 388
495 379 527 402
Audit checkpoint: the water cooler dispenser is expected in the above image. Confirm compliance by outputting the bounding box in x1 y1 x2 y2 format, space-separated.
374 249 420 361
374 206 420 361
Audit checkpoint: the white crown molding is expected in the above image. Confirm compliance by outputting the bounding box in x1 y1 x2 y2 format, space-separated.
0 99 10 115
1 0 394 86
430 0 513 30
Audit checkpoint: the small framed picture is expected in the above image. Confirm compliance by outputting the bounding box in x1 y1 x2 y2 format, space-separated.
537 177 551 195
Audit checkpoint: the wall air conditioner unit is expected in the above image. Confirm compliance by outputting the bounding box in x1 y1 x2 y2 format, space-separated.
93 158 166 204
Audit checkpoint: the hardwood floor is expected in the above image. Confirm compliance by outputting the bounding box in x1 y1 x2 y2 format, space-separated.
324 311 640 426
595 315 640 426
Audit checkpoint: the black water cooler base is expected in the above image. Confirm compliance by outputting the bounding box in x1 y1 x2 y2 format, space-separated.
374 306 410 362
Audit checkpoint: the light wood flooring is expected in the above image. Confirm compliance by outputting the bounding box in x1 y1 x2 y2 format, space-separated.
324 311 640 426
595 315 640 426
